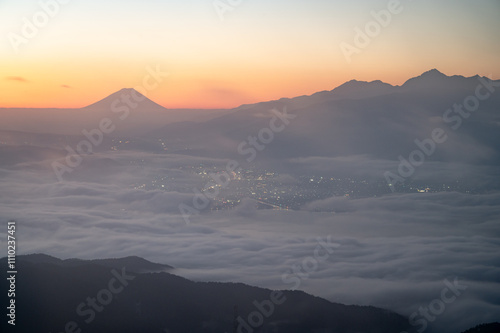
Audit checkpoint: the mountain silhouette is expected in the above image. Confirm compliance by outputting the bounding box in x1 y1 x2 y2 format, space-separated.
83 88 169 113
1 255 495 333
149 70 500 164
1 69 499 165
1 254 412 333
0 89 230 136
18 253 173 273
400 68 479 92
459 322 500 333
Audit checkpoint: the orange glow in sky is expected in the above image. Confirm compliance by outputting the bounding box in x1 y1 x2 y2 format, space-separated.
1 0 499 109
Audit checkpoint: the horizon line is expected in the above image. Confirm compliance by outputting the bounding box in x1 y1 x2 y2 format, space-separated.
1 69 495 110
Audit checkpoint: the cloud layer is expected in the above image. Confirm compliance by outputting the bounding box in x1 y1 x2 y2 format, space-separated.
0 149 498 333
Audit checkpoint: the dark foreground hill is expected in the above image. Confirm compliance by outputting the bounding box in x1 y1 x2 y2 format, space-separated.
1 255 412 333
459 322 500 333
1 255 496 333
17 253 173 273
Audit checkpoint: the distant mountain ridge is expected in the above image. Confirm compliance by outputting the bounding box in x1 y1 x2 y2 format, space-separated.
149 69 500 165
1 69 496 136
1 69 499 168
236 69 491 110
84 69 485 112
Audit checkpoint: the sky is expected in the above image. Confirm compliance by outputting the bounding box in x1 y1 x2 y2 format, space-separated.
1 0 499 108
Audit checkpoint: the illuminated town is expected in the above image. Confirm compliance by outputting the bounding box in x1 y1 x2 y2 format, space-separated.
133 163 482 212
